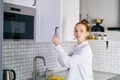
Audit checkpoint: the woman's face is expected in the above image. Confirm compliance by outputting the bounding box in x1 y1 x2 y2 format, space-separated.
74 24 89 43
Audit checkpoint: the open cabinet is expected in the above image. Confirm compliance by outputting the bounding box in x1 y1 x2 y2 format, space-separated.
35 0 79 42
35 0 61 42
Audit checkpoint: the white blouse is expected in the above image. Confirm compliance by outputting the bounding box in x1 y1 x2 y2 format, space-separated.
55 41 93 80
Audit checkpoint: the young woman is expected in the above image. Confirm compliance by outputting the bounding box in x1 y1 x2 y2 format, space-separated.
52 19 93 80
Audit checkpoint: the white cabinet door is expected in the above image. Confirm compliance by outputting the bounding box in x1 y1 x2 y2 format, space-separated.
35 0 79 42
35 0 61 42
62 0 79 41
4 0 35 8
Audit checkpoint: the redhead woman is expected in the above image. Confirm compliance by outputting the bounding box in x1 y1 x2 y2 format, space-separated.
52 19 93 80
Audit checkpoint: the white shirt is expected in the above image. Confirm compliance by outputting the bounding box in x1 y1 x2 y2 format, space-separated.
55 41 93 80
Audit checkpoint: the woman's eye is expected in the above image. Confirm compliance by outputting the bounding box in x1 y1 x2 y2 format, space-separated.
74 29 84 32
75 30 78 32
80 30 83 32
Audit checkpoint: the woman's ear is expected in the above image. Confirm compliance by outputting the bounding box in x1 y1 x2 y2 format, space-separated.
86 32 89 37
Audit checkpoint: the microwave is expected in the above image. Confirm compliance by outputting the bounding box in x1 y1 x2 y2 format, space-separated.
4 3 36 39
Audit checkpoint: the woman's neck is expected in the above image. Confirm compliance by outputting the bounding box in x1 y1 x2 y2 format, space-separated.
78 39 87 44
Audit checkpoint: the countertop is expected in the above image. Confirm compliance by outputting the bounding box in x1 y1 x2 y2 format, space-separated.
53 70 118 80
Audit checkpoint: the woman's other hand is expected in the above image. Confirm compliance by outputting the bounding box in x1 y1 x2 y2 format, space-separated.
52 34 61 46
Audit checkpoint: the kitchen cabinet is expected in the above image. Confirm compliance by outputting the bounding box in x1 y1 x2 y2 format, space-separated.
35 0 61 42
62 0 79 41
35 0 79 42
4 0 35 8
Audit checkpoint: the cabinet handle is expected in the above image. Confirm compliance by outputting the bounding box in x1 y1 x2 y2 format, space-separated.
106 41 109 49
55 27 59 34
33 0 36 6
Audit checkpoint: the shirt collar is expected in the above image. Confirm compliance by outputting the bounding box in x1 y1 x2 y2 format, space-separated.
75 40 88 49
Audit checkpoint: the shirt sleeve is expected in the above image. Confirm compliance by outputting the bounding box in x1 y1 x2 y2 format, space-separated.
55 44 71 67
55 44 92 68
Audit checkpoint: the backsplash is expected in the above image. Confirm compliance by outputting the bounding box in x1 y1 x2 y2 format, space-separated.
3 41 75 80
3 40 120 80
91 40 120 73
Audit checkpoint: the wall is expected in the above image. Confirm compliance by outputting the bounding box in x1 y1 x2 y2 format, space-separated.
3 40 120 80
81 0 120 41
3 41 74 80
81 0 119 27
91 40 120 73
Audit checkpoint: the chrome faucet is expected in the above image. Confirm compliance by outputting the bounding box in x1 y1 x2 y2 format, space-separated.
33 56 46 80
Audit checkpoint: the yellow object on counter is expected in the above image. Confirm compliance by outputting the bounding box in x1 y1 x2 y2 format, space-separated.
49 76 64 80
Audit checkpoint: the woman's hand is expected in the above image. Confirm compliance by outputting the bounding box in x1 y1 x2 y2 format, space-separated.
52 34 61 46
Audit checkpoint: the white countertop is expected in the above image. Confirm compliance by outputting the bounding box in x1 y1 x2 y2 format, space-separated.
53 70 117 80
93 71 117 80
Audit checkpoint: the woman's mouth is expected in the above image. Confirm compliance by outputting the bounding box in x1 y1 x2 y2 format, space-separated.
76 36 81 38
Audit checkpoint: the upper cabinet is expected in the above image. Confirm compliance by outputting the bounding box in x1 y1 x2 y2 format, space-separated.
4 0 35 8
62 0 80 41
35 0 80 42
3 0 80 42
35 0 61 42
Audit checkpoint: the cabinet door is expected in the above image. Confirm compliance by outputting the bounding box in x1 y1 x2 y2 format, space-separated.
62 0 79 41
4 0 35 8
35 0 61 42
0 0 3 79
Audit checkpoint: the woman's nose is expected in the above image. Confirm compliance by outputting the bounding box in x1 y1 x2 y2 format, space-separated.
77 31 81 35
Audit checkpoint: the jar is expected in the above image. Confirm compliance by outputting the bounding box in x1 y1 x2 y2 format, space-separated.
91 35 96 40
102 35 107 40
97 34 101 40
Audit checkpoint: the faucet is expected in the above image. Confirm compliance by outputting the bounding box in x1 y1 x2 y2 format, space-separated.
33 56 46 80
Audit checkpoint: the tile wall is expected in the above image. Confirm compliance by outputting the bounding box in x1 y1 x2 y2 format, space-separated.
3 41 75 80
91 40 120 74
3 40 120 80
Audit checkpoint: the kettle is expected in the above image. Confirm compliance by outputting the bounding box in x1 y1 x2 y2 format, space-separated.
3 69 16 80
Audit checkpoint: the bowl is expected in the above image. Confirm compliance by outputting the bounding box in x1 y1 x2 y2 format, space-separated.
95 18 104 24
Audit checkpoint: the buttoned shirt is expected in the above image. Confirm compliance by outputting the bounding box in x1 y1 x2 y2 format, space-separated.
55 41 93 80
